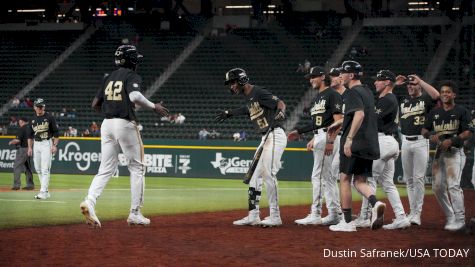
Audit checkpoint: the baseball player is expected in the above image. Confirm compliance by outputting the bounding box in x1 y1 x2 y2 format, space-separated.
422 80 472 231
8 117 34 190
216 68 287 227
287 66 343 226
354 70 411 230
327 61 385 232
396 74 439 226
329 67 346 185
27 99 59 199
80 45 169 228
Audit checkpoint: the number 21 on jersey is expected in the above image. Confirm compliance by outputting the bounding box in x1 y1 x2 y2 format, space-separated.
105 81 123 101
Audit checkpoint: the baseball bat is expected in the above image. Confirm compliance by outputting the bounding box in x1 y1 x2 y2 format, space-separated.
243 127 273 184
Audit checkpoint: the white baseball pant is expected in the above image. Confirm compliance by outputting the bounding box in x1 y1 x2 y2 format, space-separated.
249 127 287 217
86 118 145 211
33 139 52 193
359 134 405 218
307 130 341 216
432 147 465 222
402 136 429 216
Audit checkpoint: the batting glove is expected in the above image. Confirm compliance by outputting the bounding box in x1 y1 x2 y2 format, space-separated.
274 109 285 121
215 110 232 123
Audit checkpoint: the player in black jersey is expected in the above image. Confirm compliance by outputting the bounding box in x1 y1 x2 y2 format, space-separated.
216 68 287 227
395 74 439 226
27 98 59 200
80 45 168 228
356 70 410 230
287 66 343 226
327 61 385 232
422 80 472 231
9 117 34 190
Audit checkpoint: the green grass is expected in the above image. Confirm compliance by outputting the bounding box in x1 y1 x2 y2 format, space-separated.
0 173 412 229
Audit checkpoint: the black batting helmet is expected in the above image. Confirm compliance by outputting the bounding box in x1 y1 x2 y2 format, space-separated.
224 68 249 86
115 45 143 68
340 60 363 79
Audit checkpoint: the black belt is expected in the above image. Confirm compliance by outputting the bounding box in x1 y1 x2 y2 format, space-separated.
405 136 419 141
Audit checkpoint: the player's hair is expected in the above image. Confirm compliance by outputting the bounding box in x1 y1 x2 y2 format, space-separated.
438 80 458 95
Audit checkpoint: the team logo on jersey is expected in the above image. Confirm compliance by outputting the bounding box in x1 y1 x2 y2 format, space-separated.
133 83 139 88
335 104 341 110
211 153 252 175
400 101 425 119
434 114 439 119
375 108 382 114
249 102 264 120
310 99 327 115
433 119 459 135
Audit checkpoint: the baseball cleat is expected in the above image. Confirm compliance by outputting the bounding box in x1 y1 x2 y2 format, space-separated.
353 216 371 228
294 214 322 225
382 216 411 230
370 201 386 230
127 211 151 226
408 212 421 226
321 214 341 226
34 191 50 200
260 216 282 228
233 212 261 226
80 200 101 228
444 217 465 231
329 220 356 232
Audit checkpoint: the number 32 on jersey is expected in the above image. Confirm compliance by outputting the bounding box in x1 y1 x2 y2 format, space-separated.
105 81 123 101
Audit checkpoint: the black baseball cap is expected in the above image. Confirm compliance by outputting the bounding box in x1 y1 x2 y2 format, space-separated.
34 98 45 107
375 70 396 82
304 66 325 79
329 67 341 77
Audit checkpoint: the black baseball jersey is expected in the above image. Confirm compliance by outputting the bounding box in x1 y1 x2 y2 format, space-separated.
341 85 380 160
29 113 59 141
15 124 30 148
235 86 283 134
296 87 342 134
375 93 399 134
423 104 472 147
95 67 142 121
399 94 436 135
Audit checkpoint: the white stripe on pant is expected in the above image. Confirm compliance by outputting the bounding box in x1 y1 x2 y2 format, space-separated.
402 136 429 216
86 118 145 211
248 127 287 217
33 139 52 193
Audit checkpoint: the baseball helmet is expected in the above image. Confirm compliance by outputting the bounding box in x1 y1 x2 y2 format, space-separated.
340 60 363 78
329 67 341 77
34 98 46 107
375 70 396 82
304 66 325 79
115 45 143 68
224 68 249 86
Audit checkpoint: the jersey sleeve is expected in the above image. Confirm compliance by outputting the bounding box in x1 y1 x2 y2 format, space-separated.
345 89 364 114
27 123 34 139
423 109 434 131
376 96 396 119
257 88 280 110
460 107 473 132
329 91 343 114
125 73 142 94
49 115 60 138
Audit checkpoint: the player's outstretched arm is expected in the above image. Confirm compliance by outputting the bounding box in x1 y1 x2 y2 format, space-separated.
129 91 169 117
